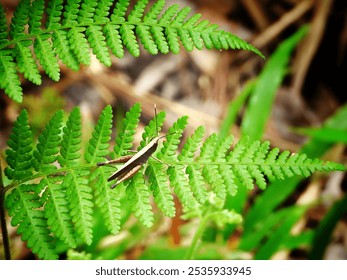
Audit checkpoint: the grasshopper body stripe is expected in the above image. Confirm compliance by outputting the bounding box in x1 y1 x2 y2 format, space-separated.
110 164 142 189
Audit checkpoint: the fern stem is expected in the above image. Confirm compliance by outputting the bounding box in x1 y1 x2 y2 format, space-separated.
185 213 209 260
0 189 11 260
0 156 11 259
2 162 96 193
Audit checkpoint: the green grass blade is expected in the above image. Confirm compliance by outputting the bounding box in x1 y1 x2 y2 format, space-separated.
308 193 347 259
241 26 308 141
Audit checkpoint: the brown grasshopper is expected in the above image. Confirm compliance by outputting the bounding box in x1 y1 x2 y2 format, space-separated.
97 105 166 189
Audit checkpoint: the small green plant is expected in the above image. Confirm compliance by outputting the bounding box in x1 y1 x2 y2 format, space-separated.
0 104 344 259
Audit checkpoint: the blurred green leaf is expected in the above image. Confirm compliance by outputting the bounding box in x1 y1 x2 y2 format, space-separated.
295 127 347 144
309 193 347 259
241 26 308 141
241 104 347 259
254 206 307 259
219 79 256 141
222 27 309 240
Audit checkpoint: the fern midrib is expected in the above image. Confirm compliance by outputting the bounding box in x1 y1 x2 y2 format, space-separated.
3 163 95 193
4 158 329 193
0 20 220 50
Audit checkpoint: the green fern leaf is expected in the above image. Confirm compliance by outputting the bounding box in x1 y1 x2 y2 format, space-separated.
0 50 23 102
137 25 159 55
14 41 42 85
94 0 113 23
138 111 166 149
5 184 58 260
199 134 224 195
137 110 175 217
113 103 141 157
126 172 154 227
4 110 33 180
62 171 93 245
34 35 60 81
0 5 8 43
78 1 98 24
40 178 77 248
32 110 64 172
111 0 130 22
146 163 175 217
159 116 197 209
86 25 112 66
63 0 81 26
128 0 149 22
68 26 91 65
46 0 64 30
2 104 345 260
28 0 45 34
151 26 170 54
85 105 113 163
104 23 125 58
59 107 82 167
120 24 140 57
1 0 264 102
9 0 30 38
52 30 80 71
159 4 179 25
143 0 165 23
212 135 236 200
85 105 121 234
178 126 207 204
58 107 93 245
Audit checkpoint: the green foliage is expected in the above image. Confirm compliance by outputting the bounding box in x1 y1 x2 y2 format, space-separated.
240 103 347 259
2 104 344 259
0 0 264 102
241 26 308 141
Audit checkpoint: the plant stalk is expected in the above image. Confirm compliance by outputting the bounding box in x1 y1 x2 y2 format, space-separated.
0 189 11 260
185 216 208 260
0 157 11 260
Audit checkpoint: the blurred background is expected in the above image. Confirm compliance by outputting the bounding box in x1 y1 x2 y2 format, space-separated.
0 0 346 260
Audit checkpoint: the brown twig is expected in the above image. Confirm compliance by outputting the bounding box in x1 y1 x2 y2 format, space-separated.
240 0 270 31
292 0 334 97
251 0 314 49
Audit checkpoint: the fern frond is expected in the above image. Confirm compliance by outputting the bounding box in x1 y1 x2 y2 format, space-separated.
0 0 264 102
3 104 344 259
4 110 33 180
5 184 58 259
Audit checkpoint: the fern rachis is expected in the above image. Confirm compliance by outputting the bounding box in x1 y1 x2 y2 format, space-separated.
1 103 344 259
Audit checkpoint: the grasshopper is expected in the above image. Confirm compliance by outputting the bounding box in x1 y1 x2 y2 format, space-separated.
97 105 166 189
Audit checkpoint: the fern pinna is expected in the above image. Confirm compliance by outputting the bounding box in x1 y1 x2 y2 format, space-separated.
2 103 344 259
0 0 264 103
